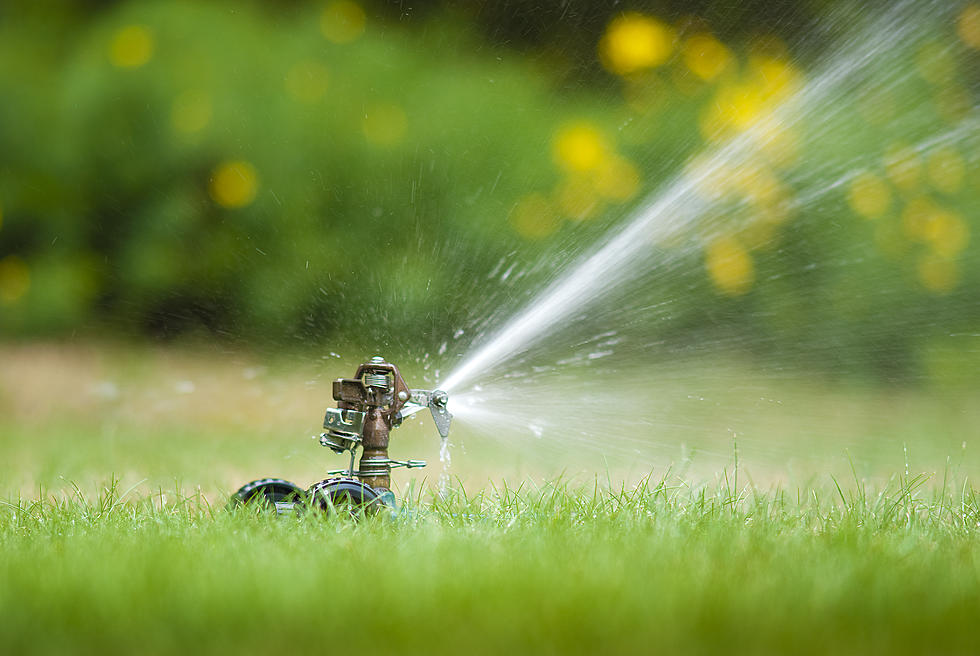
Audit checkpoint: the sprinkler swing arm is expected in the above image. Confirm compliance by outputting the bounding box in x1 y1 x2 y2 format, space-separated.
229 355 452 514
396 389 452 438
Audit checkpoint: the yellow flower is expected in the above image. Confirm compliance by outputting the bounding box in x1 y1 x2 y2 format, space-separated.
699 57 802 142
552 122 608 173
321 1 366 44
599 13 674 76
748 56 802 102
0 256 30 304
210 160 259 209
924 210 969 258
510 193 560 239
109 25 154 69
901 197 939 241
959 4 980 49
732 161 781 206
701 83 768 140
915 41 956 86
705 236 754 296
848 171 891 219
594 156 641 202
555 177 603 221
682 33 732 81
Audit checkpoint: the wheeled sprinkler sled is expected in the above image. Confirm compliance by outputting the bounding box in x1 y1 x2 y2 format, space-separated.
229 356 452 514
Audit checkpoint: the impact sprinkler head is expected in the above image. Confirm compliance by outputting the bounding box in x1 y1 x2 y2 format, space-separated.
319 355 452 493
230 356 452 516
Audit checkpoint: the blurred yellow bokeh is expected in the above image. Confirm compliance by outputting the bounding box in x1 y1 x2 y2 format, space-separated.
509 193 559 239
883 144 923 193
918 253 959 293
0 256 30 304
285 61 330 103
900 196 969 259
915 41 956 86
926 146 965 194
682 33 732 81
705 236 754 296
599 13 674 76
362 104 407 146
739 164 785 207
848 171 891 219
699 56 802 143
901 196 939 240
552 122 607 172
555 177 602 221
321 1 366 44
209 160 259 209
957 4 980 49
594 155 641 202
749 56 802 101
918 208 970 258
719 84 763 132
543 120 639 225
171 90 212 135
109 25 154 69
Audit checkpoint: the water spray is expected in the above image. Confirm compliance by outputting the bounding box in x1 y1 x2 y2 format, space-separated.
230 355 452 513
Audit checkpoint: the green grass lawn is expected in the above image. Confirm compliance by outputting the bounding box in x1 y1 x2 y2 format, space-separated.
2 342 979 654
2 477 978 655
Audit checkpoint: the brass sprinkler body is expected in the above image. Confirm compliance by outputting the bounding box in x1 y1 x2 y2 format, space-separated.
321 355 452 492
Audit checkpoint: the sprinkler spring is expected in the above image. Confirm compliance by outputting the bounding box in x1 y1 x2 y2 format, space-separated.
229 355 452 514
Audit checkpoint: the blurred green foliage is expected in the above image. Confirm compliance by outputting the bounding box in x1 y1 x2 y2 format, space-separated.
0 0 977 382
0 1 573 341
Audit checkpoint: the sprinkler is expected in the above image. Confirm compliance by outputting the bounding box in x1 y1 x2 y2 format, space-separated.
229 355 452 514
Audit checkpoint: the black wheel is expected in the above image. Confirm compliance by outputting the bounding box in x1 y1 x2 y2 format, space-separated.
308 478 387 517
228 478 307 515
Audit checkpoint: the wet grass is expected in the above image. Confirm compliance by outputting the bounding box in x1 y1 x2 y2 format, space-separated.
2 475 979 655
2 342 979 653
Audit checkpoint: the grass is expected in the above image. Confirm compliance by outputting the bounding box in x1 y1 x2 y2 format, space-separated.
2 475 979 655
2 341 978 499
2 342 979 653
